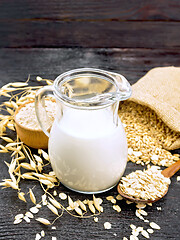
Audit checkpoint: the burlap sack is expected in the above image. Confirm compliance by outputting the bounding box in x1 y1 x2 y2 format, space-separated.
129 66 180 150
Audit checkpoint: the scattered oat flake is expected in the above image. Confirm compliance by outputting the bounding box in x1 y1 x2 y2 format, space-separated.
41 230 45 237
144 220 149 223
136 203 146 209
52 226 56 230
126 200 133 205
177 176 180 181
138 209 148 216
24 216 30 223
141 230 149 238
59 192 67 200
130 235 138 240
113 205 121 212
150 222 161 230
36 217 51 225
30 206 39 214
25 211 34 218
111 198 116 204
104 222 111 230
36 204 42 208
157 207 162 211
137 227 143 232
123 237 128 240
52 237 57 240
116 194 123 200
94 217 98 222
15 213 24 220
147 228 154 234
53 190 57 196
35 233 41 240
106 196 114 201
36 76 42 81
132 229 139 237
14 218 22 224
130 224 136 230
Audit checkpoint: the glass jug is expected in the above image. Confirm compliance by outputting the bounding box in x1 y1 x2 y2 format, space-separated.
35 68 131 194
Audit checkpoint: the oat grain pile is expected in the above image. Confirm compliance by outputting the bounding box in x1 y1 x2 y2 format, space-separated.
119 101 180 167
119 165 171 201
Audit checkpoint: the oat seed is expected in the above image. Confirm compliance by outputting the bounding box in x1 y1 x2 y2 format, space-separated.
94 217 98 222
113 205 121 212
141 230 149 238
35 233 41 240
24 216 30 223
36 217 51 225
147 228 154 234
104 222 111 230
149 222 161 230
30 206 39 214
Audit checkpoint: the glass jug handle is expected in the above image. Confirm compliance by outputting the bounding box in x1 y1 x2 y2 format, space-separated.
35 86 54 137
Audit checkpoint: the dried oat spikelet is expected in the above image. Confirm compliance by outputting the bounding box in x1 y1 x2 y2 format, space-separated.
68 196 75 209
74 206 83 216
9 158 16 174
20 162 35 170
6 107 14 115
41 150 49 161
93 195 101 212
18 192 26 202
29 188 36 205
48 197 61 209
47 203 59 216
11 82 28 88
33 154 43 164
39 179 54 188
77 200 86 211
88 201 96 214
36 217 51 225
1 136 14 143
21 173 37 180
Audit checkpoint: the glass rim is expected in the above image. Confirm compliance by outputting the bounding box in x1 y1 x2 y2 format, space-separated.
53 68 120 109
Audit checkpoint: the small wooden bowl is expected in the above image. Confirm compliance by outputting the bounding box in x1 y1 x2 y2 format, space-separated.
14 101 49 149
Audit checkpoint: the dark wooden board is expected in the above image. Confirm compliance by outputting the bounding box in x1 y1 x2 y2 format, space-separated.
1 21 180 49
0 0 180 48
0 48 179 240
0 0 180 20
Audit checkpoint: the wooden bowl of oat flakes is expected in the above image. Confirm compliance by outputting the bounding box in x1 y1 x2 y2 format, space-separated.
14 100 56 149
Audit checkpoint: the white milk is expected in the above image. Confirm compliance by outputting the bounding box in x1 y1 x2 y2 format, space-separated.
49 107 127 193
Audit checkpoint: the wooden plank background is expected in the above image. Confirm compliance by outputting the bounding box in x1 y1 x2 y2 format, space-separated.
0 0 180 48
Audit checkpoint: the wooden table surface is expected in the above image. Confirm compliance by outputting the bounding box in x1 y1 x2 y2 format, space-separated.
0 48 179 240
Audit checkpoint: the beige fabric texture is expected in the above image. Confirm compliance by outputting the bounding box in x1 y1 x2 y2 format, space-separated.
129 66 180 150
